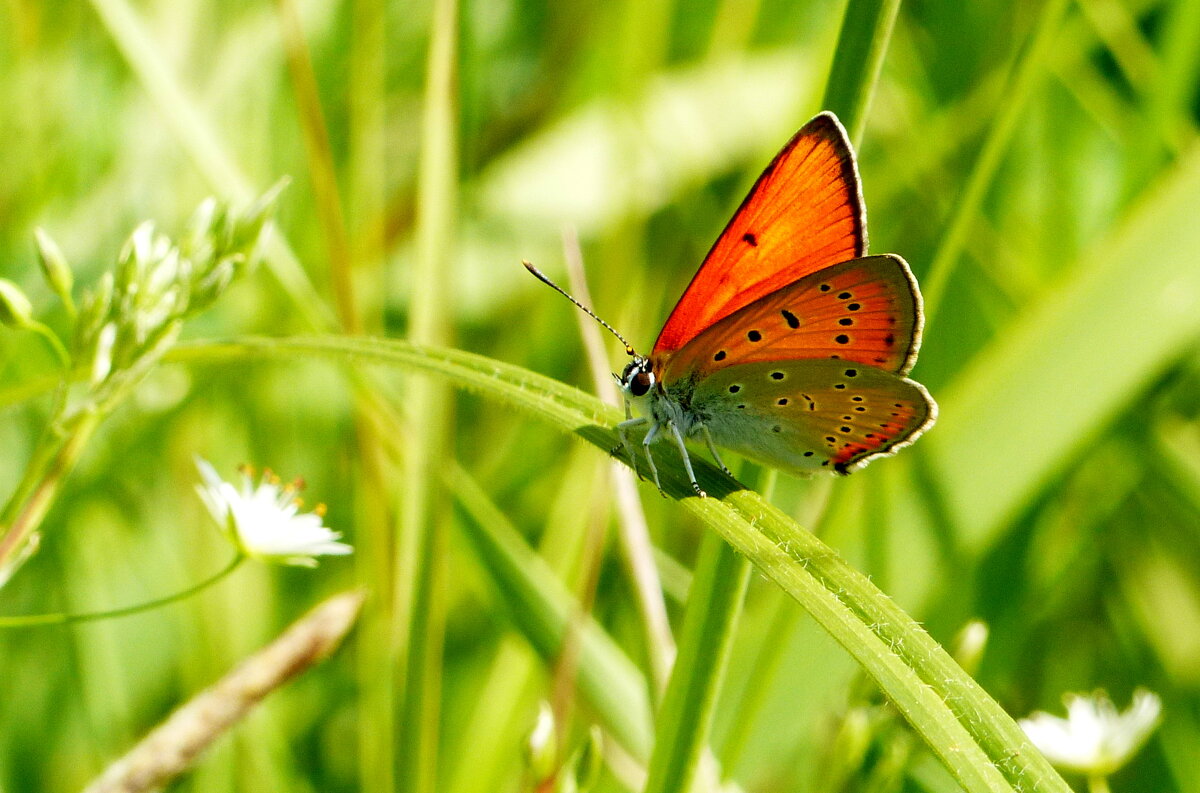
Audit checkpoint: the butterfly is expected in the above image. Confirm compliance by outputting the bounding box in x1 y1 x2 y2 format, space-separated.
526 111 936 497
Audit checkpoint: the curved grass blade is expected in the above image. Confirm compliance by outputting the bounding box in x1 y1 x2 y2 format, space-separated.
171 335 1070 793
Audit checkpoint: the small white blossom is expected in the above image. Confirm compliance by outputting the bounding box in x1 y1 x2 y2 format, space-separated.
526 701 558 781
1019 689 1162 776
195 458 351 567
91 322 117 384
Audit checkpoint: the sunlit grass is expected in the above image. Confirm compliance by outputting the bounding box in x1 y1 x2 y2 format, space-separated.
1 1 1198 791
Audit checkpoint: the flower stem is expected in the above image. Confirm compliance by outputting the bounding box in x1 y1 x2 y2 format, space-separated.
0 553 245 627
0 408 103 578
28 320 72 370
1088 776 1113 793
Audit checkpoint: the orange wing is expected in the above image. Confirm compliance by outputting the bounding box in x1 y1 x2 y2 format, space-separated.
652 112 865 355
657 255 923 383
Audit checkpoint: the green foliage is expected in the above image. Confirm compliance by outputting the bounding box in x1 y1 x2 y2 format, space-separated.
2 0 1199 791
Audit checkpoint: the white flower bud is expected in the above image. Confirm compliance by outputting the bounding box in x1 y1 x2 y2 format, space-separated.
0 278 35 329
34 228 74 304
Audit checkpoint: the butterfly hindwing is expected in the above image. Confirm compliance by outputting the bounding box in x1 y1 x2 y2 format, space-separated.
653 112 865 355
657 255 922 383
678 358 936 474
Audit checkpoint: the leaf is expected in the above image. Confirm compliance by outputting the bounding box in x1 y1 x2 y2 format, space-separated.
173 335 1071 793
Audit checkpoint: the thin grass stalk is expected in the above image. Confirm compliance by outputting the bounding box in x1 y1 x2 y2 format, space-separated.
1152 0 1200 149
447 463 655 761
639 463 771 793
351 392 523 793
345 1 396 790
1074 0 1158 96
275 0 358 332
274 8 399 791
348 0 389 338
561 230 676 697
393 0 459 789
820 0 903 146
642 530 751 793
920 0 1072 321
0 409 101 575
443 453 607 793
548 468 610 762
444 637 542 793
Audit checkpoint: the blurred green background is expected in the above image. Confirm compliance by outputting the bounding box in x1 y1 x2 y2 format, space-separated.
2 0 1200 790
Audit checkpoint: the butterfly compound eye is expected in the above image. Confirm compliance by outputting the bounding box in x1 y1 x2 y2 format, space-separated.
630 370 654 397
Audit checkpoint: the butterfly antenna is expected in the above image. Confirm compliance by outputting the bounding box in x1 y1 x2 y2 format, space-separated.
522 261 637 356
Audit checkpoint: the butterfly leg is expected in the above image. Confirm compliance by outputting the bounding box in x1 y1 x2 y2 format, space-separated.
615 416 649 480
697 424 732 476
667 421 706 498
640 421 666 495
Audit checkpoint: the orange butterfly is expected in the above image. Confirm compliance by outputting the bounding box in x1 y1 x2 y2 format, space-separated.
527 112 936 497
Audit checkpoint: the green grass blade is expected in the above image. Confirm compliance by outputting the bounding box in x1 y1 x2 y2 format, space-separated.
820 0 903 145
170 335 1069 793
929 144 1200 547
448 464 655 761
643 530 751 793
395 0 460 789
921 0 1072 319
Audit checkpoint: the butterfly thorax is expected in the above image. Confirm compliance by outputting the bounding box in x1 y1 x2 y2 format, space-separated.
618 354 705 437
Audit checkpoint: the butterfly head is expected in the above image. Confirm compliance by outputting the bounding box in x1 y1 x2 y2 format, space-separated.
618 356 657 400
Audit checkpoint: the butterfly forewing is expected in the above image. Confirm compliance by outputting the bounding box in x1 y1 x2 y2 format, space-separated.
658 255 922 383
653 112 865 355
682 359 936 474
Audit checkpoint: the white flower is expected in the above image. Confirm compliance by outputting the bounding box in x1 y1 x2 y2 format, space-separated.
195 458 351 567
1019 689 1162 776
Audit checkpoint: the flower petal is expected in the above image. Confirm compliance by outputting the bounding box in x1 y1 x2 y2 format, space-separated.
194 458 352 566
